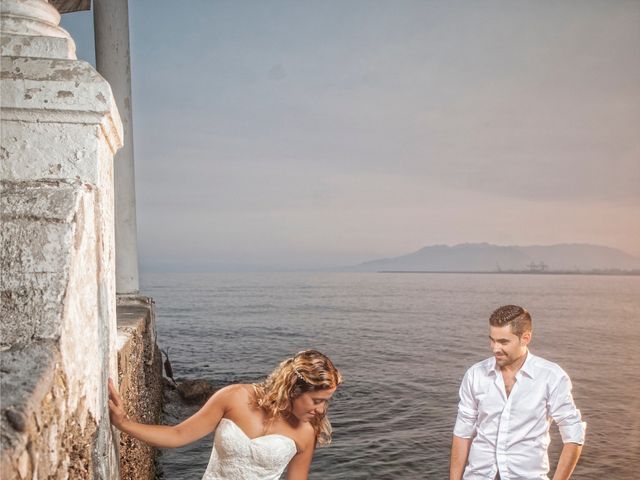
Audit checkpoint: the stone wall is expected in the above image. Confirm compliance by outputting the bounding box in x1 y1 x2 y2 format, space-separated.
115 296 163 480
1 178 114 478
1 1 160 478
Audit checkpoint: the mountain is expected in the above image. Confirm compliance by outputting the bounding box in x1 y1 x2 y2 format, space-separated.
349 243 640 272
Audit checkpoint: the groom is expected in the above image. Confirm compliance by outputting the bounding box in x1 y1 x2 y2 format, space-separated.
450 305 586 480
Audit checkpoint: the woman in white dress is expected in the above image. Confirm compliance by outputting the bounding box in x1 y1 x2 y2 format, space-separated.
108 350 342 480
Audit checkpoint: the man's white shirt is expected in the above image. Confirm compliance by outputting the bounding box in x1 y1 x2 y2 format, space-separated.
453 351 586 480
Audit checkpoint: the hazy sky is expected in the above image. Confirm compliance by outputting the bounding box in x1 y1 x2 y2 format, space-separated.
61 0 640 270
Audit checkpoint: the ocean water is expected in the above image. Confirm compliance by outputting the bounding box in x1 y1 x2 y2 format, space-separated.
141 272 640 479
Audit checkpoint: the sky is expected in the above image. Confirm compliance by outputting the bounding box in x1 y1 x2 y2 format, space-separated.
60 0 640 271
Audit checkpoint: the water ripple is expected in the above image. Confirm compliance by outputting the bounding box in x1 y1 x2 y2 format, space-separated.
146 272 640 479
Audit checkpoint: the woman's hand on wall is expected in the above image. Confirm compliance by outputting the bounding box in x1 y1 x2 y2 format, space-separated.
108 378 128 429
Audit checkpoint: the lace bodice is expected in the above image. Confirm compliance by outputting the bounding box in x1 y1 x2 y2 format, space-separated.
202 418 298 480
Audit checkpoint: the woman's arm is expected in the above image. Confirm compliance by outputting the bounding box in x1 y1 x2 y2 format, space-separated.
286 426 316 480
108 378 232 448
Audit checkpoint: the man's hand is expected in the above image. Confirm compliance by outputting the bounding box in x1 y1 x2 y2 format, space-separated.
552 443 582 480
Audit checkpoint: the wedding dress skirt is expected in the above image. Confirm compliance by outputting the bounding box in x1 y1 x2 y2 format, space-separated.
202 418 298 480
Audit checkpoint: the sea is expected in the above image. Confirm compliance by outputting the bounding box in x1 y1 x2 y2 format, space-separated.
141 272 640 479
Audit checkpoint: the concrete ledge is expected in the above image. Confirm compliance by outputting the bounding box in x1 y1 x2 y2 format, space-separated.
0 340 98 479
0 34 75 59
115 296 162 480
0 340 57 456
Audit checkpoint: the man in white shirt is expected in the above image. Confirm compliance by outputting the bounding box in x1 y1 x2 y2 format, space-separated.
449 305 586 480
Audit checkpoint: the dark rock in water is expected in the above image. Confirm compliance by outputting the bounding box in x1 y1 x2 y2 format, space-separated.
162 377 176 390
176 379 216 405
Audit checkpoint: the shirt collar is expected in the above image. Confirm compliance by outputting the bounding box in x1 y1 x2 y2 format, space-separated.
519 350 536 379
486 350 536 379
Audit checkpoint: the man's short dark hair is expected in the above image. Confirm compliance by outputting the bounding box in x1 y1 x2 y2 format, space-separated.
489 305 532 337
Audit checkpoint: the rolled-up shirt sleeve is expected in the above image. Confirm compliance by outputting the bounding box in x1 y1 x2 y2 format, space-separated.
453 369 478 438
548 372 586 444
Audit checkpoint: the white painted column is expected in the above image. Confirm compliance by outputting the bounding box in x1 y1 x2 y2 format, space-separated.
93 0 140 294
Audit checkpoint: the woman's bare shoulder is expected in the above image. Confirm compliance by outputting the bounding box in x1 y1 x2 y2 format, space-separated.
218 383 253 393
215 383 253 399
207 383 251 407
294 421 316 452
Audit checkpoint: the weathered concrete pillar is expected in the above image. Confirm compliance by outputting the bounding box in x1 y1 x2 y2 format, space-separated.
90 3 164 474
0 0 122 477
93 0 140 295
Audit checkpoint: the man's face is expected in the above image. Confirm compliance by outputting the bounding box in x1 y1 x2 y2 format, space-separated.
489 324 531 368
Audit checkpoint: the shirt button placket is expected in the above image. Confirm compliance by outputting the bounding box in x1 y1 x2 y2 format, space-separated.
497 404 511 478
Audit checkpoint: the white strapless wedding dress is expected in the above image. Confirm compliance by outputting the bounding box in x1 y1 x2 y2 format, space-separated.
202 418 298 480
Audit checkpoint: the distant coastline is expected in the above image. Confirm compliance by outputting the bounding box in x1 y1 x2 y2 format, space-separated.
378 269 640 276
349 243 640 273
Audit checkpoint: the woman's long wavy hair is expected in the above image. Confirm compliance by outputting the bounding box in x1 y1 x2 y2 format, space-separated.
253 350 342 446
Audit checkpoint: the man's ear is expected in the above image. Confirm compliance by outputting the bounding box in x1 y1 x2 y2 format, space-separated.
521 330 532 346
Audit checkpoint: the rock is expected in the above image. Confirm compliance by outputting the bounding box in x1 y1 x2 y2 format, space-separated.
176 380 216 405
5 408 27 432
162 377 176 390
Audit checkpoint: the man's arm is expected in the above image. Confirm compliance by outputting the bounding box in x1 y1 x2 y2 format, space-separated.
450 435 472 480
450 369 478 480
552 443 582 480
547 371 586 479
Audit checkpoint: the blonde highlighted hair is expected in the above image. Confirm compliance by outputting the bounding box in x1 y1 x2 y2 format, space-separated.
253 350 342 446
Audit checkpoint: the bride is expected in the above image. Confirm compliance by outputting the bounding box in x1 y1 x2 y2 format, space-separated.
108 349 342 479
